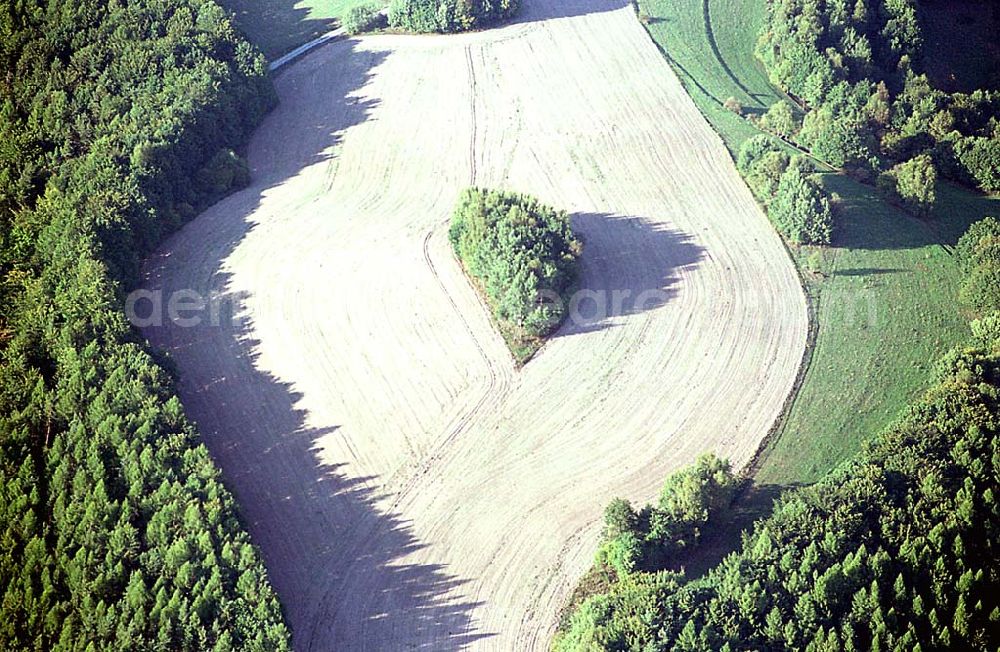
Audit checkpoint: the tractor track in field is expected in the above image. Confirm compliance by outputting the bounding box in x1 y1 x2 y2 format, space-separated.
142 1 808 648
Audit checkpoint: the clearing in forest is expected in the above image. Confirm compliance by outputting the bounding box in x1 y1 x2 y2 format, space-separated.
142 0 807 648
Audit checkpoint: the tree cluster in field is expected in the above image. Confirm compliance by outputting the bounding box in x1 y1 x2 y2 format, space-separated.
555 333 1000 650
342 3 388 35
449 188 582 360
754 0 1000 210
387 0 519 32
0 0 289 649
738 136 834 245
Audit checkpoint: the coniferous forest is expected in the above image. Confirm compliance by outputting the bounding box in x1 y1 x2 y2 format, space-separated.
0 1 289 648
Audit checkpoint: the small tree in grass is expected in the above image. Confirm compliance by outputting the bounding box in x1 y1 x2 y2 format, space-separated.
892 154 937 216
878 154 937 217
760 100 800 138
768 163 834 245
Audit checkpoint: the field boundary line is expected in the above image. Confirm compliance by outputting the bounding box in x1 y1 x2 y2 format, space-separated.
628 0 818 482
268 29 345 72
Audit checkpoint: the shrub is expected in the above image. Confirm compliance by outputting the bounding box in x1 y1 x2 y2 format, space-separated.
879 153 937 216
956 136 1000 193
723 96 743 114
737 134 779 174
342 3 385 34
602 498 639 541
388 0 519 33
957 216 1000 313
760 100 800 138
449 188 581 359
895 154 937 215
799 107 879 173
751 150 792 204
388 0 440 31
804 249 825 275
197 148 251 195
657 454 738 528
597 526 644 578
768 164 834 245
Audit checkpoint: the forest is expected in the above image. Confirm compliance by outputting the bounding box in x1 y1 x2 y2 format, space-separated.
0 0 289 649
721 0 1000 243
449 188 582 362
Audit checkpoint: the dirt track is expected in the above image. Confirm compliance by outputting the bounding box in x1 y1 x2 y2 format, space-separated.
142 1 808 648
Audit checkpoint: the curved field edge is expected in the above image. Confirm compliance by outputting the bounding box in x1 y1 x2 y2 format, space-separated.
139 2 807 648
634 0 999 486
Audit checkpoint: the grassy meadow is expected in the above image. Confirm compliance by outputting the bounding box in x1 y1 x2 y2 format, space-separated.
219 0 373 58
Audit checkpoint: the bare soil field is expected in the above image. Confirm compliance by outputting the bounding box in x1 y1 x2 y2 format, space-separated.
142 0 807 648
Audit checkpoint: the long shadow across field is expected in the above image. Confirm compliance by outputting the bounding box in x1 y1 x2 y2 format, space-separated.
142 38 488 650
555 213 703 337
701 0 762 109
513 0 630 25
219 0 339 60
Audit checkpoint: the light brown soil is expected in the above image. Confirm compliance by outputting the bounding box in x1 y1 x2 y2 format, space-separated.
142 1 807 649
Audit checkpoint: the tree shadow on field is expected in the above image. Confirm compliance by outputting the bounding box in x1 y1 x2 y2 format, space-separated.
141 38 490 651
824 174 1000 253
512 0 631 25
554 213 704 337
673 481 802 579
218 0 340 60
